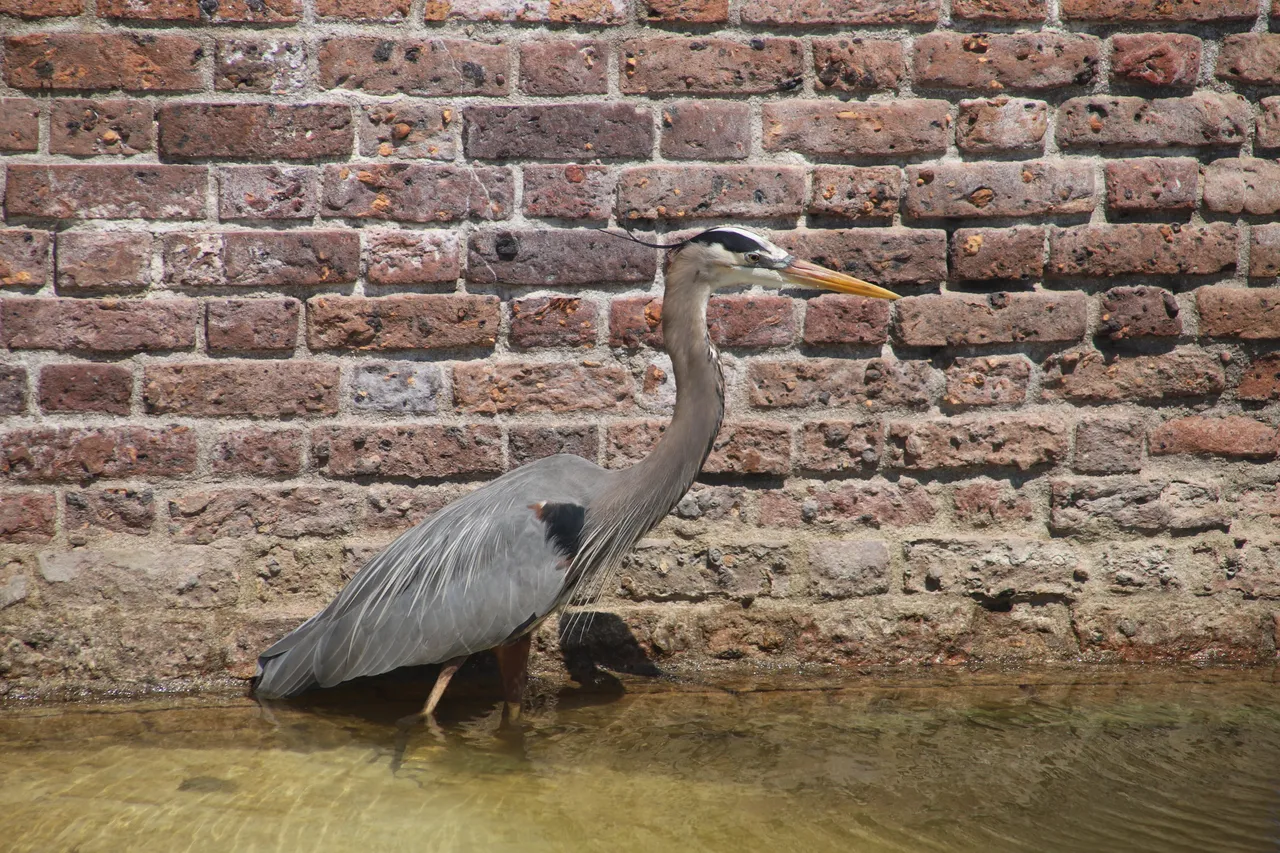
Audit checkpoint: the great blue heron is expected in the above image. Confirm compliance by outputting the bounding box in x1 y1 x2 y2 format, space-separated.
254 226 900 723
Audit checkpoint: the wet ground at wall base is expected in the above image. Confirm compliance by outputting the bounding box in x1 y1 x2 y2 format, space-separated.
2 667 1280 853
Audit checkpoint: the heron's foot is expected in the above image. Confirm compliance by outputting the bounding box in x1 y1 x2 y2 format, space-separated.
500 700 523 725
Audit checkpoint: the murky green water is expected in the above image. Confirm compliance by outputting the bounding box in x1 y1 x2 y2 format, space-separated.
3 668 1280 852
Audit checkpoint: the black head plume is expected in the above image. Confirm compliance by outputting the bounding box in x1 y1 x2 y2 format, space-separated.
593 228 689 250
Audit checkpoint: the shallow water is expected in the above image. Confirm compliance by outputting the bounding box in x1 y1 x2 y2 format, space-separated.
3 668 1280 853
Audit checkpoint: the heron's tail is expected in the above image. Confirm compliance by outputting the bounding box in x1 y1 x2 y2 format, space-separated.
253 616 326 699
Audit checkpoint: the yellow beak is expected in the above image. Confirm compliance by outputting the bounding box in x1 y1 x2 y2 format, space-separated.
780 258 901 300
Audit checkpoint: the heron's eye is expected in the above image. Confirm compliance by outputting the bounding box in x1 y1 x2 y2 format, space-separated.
744 251 762 265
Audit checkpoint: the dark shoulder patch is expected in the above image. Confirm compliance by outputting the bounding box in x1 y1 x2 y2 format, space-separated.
530 502 586 560
688 227 769 254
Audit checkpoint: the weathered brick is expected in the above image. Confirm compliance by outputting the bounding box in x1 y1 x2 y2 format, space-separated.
1 298 197 352
660 102 750 161
1057 94 1249 149
321 164 512 222
645 0 727 21
38 364 132 415
904 161 1095 219
1042 349 1225 402
307 294 499 351
64 487 154 536
1074 416 1144 474
905 538 1081 600
609 296 665 348
430 0 626 23
366 230 460 285
98 0 298 21
143 362 339 418
316 0 408 19
894 292 1087 347
4 33 204 92
1251 225 1280 280
798 421 882 473
1105 157 1197 214
763 100 949 158
808 167 900 222
951 480 1035 526
1259 97 1280 149
0 0 82 15
886 414 1067 471
1076 599 1276 662
0 367 28 416
216 38 309 94
210 428 304 476
511 297 598 349
1050 478 1227 535
54 232 152 294
621 37 802 95
454 362 632 414
773 228 947 288
228 231 358 287
748 359 933 410
161 234 221 288
1061 0 1254 19
206 298 300 353
313 425 503 479
757 478 936 529
1048 224 1237 278
805 540 889 599
1151 416 1279 460
158 103 352 161
952 0 1045 19
464 104 652 160
509 424 598 466
0 99 39 152
956 98 1048 153
812 38 903 93
0 230 51 288
1098 286 1182 340
914 33 1099 91
1197 288 1280 339
802 294 891 346
950 227 1044 282
218 166 317 220
1215 34 1280 85
5 165 206 220
520 41 606 96
523 166 616 220
1239 353 1280 401
350 362 443 414
0 493 55 544
1111 34 1201 88
169 487 362 542
1203 159 1280 216
358 100 454 160
317 38 508 96
618 166 804 221
49 99 154 156
467 230 656 287
0 426 197 483
740 0 938 24
615 539 786 602
605 420 791 475
943 356 1030 409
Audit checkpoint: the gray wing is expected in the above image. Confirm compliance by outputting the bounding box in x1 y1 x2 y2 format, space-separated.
255 455 605 698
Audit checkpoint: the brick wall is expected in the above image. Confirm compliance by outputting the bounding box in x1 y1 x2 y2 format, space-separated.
2 0 1279 697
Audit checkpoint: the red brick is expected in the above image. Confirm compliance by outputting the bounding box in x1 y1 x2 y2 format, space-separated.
4 33 203 92
660 101 751 161
914 32 1100 91
887 414 1068 471
0 493 56 544
0 426 197 482
1049 224 1236 278
98 0 298 21
0 99 39 152
358 100 454 160
621 38 802 95
321 164 512 222
1151 416 1279 460
1215 34 1280 85
365 230 460 285
5 165 206 220
943 356 1030 409
798 420 882 473
1197 288 1280 339
1259 97 1280 149
210 428 304 476
1041 349 1225 402
956 98 1047 153
464 104 651 161
509 424 599 466
1105 157 1197 214
802 294 891 346
604 420 791 475
316 0 409 19
215 38 309 94
226 231 358 287
1074 417 1144 474
951 481 1035 526
1111 34 1201 88
313 425 503 479
952 0 1045 19
763 100 949 158
0 0 81 15
64 487 155 536
740 0 938 24
523 166 616 220
609 296 664 348
430 0 626 23
168 486 362 542
1251 225 1280 280
520 41 607 96
905 161 1095 219
808 167 900 221
454 362 632 414
206 298 300 353
645 0 727 21
618 166 804 221
1057 94 1249 149
1099 286 1182 340
757 478 936 529
38 364 132 415
704 296 795 348
510 297 598 349
0 230 52 288
308 295 498 351
317 38 508 96
467 230 656 287
49 99 154 156
1203 159 1280 216
950 227 1044 282
144 362 339 418
895 292 1086 348
158 103 352 161
812 38 904 93
1239 353 1280 401
217 166 317 220
773 228 947 289
748 358 933 410
1061 0 1254 19
0 367 28 416
1 298 197 352
55 232 152 294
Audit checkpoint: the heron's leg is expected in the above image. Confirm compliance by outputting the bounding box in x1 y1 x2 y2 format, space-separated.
494 634 533 722
397 655 466 728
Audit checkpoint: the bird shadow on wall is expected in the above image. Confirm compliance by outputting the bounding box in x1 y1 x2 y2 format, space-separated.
556 610 664 694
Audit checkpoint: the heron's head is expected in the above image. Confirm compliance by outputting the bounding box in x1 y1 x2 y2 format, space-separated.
674 226 901 301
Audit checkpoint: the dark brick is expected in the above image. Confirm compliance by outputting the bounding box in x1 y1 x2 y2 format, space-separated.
1061 0 1255 20
0 230 51 288
39 364 132 415
914 32 1099 91
1151 416 1278 459
802 294 891 346
523 166 616 220
942 356 1030 409
1197 288 1280 339
350 362 443 414
886 414 1067 471
322 164 511 222
1112 33 1201 87
464 104 652 160
50 99 154 157
956 98 1048 153
1203 159 1280 216
747 358 933 410
317 38 508 96
952 0 1045 19
1215 34 1280 85
358 100 454 160
307 295 499 351
0 99 39 152
55 232 152 294
812 38 904 93
618 166 804 221
316 0 408 19
454 362 632 414
5 165 206 220
4 33 204 92
798 421 882 473
808 167 900 221
159 103 352 161
215 38 309 94
168 486 362 542
64 487 154 536
905 161 1095 219
773 228 947 289
1239 353 1280 401
143 362 339 418
509 424 599 466
225 231 359 287
210 428 304 477
520 41 606 96
1 298 197 352
756 478 936 529
660 101 751 161
1048 224 1237 277
1105 157 1197 214
218 166 317 220
621 37 803 95
950 227 1045 282
763 100 949 158
894 292 1087 347
0 426 197 483
1050 478 1228 535
740 0 938 24
1042 349 1225 402
206 298 300 352
0 367 28 416
1251 225 1280 280
1074 417 1144 474
0 493 55 544
365 230 461 285
313 425 503 479
1099 286 1182 340
97 0 298 21
467 230 656 287
511 297 598 349
1057 94 1249 149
